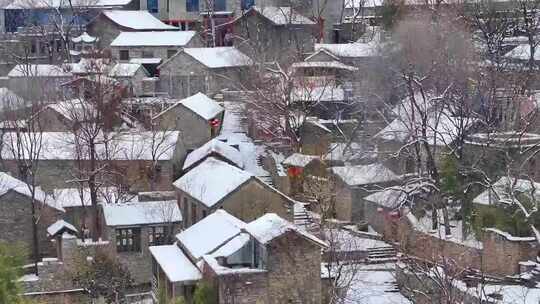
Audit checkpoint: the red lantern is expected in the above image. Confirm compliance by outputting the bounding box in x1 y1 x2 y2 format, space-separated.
287 166 303 177
210 119 220 127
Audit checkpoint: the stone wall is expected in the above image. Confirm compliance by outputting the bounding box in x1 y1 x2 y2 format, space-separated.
216 271 269 304
482 229 539 276
266 231 323 304
395 217 484 271
0 190 60 259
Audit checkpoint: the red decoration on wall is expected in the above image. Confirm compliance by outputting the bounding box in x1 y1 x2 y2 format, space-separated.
210 119 220 127
287 167 303 177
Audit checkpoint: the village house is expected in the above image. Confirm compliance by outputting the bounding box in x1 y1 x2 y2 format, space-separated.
0 172 64 258
108 63 150 97
52 186 128 236
281 152 326 195
110 31 202 62
7 64 73 101
329 163 400 223
157 47 251 98
173 157 293 227
0 131 185 192
149 209 326 303
86 10 178 47
182 138 244 173
152 92 224 150
101 200 182 285
223 6 317 62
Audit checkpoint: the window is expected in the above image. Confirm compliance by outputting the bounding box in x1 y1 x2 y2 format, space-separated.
213 0 226 11
119 50 130 61
241 0 254 10
147 0 158 13
191 202 197 224
167 49 177 58
116 228 141 252
202 210 207 218
186 0 199 12
142 50 154 58
149 226 169 245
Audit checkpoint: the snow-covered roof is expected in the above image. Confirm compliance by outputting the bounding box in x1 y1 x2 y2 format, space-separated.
102 200 181 226
179 92 223 120
45 99 96 122
292 61 358 71
323 142 376 163
102 10 178 30
47 219 77 236
363 188 409 208
149 244 202 283
246 213 327 247
376 108 476 146
0 172 63 211
173 157 252 207
182 47 251 68
291 85 345 102
250 6 316 25
108 63 146 77
183 139 243 170
153 92 223 121
504 44 540 61
71 32 98 44
282 153 319 168
345 0 384 8
129 58 162 65
473 177 540 206
3 0 131 9
210 232 251 258
8 64 72 77
331 163 399 186
314 42 379 58
53 187 121 208
176 209 246 260
1 131 180 161
111 31 196 47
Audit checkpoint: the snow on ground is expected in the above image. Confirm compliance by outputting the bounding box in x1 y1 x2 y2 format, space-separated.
324 228 388 252
218 101 271 181
323 263 412 304
344 269 412 304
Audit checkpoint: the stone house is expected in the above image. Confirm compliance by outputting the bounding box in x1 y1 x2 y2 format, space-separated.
281 153 326 195
464 132 540 179
173 157 294 228
329 163 400 223
224 6 317 63
1 131 185 192
86 10 178 47
108 63 149 97
182 138 244 173
149 210 326 303
152 92 224 150
7 64 73 101
52 186 128 236
157 47 251 98
110 31 202 62
101 200 182 285
0 172 64 258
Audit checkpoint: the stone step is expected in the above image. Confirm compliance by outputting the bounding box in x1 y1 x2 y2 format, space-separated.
366 257 398 264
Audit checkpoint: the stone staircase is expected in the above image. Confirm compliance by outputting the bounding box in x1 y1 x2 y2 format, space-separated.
366 246 398 264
